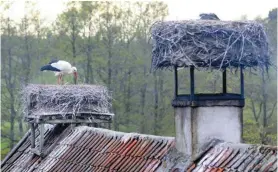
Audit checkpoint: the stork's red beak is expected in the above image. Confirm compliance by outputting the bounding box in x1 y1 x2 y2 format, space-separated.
73 72 78 84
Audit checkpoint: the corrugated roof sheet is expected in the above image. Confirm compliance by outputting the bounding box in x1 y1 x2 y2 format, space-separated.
1 125 175 172
186 142 277 172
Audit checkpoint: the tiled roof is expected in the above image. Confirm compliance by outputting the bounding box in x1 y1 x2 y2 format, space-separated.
2 125 277 172
1 125 175 172
186 142 277 172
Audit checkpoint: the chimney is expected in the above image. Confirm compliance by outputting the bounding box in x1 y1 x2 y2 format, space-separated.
149 18 268 159
172 66 244 159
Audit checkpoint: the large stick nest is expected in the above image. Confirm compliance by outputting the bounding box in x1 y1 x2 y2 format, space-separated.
22 84 112 116
151 20 270 70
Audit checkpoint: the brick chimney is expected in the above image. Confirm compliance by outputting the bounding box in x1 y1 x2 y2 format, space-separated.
172 66 244 159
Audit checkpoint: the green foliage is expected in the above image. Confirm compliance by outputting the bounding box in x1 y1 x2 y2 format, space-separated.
1 3 277 160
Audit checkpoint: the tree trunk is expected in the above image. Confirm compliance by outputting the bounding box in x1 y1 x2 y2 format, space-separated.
107 42 112 89
24 32 31 84
105 3 113 90
71 16 77 59
10 98 15 148
153 72 159 135
159 72 164 123
85 54 90 83
85 43 93 84
18 118 23 137
113 108 119 131
140 66 147 133
20 17 32 137
7 26 16 147
261 69 268 144
125 69 132 126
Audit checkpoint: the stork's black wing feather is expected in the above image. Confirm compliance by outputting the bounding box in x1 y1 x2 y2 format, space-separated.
199 13 220 20
40 64 61 72
211 13 219 20
48 59 59 64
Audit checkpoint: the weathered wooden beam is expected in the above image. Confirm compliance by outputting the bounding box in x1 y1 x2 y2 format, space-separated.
71 115 77 127
26 112 114 119
26 114 113 122
39 124 44 153
30 148 45 157
30 123 36 148
40 119 109 124
108 123 111 129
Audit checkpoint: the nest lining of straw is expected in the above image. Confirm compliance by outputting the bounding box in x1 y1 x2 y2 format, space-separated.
22 84 112 116
151 20 270 70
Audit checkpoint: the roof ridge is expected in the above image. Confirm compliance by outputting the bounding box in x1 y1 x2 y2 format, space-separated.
74 126 175 142
216 141 278 150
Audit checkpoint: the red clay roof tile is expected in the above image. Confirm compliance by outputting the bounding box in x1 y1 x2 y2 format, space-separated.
187 143 277 172
4 124 277 172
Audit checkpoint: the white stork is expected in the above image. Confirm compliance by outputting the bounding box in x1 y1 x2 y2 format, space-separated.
40 60 78 85
199 13 220 20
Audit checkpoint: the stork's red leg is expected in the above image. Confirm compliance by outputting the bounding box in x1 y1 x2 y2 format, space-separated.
58 75 62 85
60 75 62 85
61 75 64 85
57 75 60 85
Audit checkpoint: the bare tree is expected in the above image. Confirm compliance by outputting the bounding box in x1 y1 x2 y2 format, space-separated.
56 2 81 61
246 69 277 144
1 17 18 148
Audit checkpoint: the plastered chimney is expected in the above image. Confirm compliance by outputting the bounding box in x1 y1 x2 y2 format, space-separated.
174 101 243 158
172 67 244 159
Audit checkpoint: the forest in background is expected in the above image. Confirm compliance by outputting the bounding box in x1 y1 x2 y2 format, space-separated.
1 1 277 159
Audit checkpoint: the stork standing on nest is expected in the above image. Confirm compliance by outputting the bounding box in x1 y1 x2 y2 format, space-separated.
199 13 220 20
40 60 78 85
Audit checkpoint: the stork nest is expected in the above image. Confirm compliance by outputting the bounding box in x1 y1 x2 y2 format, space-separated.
22 84 112 116
151 20 271 70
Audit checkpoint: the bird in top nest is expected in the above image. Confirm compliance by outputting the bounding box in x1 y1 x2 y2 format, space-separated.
40 59 78 85
199 13 220 20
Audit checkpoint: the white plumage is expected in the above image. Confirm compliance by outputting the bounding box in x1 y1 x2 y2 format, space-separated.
40 60 78 85
52 60 76 75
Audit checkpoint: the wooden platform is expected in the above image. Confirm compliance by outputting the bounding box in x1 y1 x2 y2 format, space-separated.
25 112 114 124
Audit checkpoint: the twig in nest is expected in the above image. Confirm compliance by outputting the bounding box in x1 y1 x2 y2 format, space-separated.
21 84 112 117
151 20 271 71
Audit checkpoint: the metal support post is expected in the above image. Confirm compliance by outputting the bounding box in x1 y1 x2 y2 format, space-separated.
174 66 178 98
190 66 195 101
223 69 227 93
